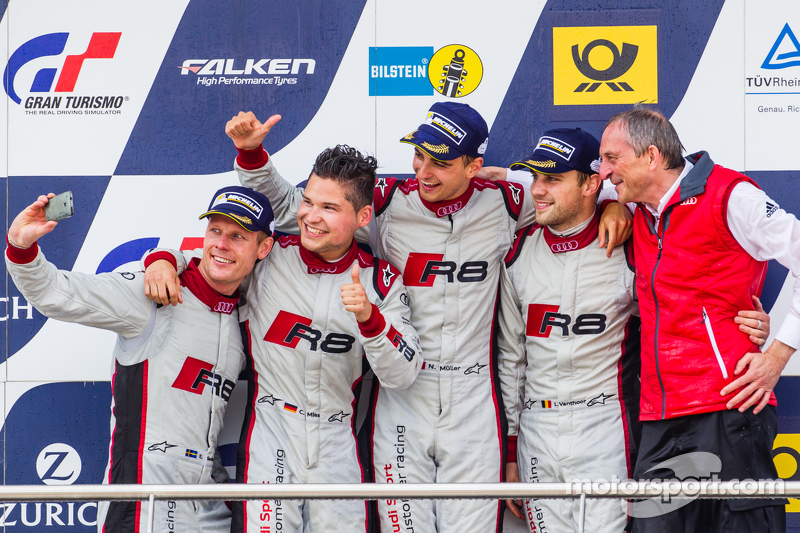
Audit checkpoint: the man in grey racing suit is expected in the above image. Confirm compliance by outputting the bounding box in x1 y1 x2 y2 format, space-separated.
223 104 634 533
143 145 423 533
6 186 275 533
494 128 772 533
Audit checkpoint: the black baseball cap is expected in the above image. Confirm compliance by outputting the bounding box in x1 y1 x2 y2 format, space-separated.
510 128 601 175
200 186 275 235
400 102 489 161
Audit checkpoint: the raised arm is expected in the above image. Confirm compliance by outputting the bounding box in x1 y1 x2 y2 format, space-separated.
6 195 153 337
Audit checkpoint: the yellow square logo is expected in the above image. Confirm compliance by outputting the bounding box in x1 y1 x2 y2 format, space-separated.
774 434 800 512
553 25 658 106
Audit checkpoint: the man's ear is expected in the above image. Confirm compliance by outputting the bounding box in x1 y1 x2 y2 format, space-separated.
465 156 484 179
258 236 274 260
356 204 373 228
647 145 661 171
583 173 603 198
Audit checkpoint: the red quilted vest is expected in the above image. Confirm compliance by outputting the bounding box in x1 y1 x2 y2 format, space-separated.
634 152 771 421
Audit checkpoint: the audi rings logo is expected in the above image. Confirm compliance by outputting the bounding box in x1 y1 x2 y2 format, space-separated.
680 196 697 206
213 301 236 314
550 240 579 253
309 266 338 274
437 202 463 217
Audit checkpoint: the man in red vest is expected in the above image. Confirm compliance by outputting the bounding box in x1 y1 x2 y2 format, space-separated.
599 108 800 531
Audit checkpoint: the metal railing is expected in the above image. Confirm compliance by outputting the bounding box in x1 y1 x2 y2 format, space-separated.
0 481 793 533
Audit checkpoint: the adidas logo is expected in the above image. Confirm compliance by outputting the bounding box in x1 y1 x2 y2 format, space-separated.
766 201 779 218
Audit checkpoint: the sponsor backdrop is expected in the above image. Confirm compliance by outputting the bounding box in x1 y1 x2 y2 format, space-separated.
1 0 799 530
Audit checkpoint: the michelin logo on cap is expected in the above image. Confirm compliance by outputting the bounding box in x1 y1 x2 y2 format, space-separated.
537 136 576 160
425 112 467 144
213 192 263 216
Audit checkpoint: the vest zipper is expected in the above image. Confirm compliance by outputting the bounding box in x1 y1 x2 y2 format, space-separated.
702 307 729 379
651 231 667 420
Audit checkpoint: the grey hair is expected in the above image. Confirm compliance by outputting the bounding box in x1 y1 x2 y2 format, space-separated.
606 108 685 171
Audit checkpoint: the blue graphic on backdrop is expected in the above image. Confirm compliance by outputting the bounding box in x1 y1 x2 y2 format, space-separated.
369 47 433 96
96 238 159 274
115 0 367 176
5 176 110 359
761 23 800 70
486 0 726 164
2 382 110 531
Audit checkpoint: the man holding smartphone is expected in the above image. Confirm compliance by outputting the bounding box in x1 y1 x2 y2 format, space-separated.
6 187 275 533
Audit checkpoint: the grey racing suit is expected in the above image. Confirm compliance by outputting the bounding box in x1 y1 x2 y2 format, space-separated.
498 208 640 533
235 150 533 533
149 237 422 533
6 243 242 533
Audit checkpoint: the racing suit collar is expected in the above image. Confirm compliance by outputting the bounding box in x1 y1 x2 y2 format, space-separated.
180 258 240 314
542 207 601 254
418 179 476 217
298 239 360 275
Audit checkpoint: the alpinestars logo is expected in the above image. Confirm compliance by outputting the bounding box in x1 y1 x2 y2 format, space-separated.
172 357 236 401
4 32 127 113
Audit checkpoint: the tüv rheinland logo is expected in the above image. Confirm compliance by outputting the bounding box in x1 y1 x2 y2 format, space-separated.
3 32 126 114
762 23 800 69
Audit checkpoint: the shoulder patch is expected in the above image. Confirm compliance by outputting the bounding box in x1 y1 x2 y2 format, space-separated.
374 177 402 217
504 225 539 267
495 179 524 220
371 258 401 300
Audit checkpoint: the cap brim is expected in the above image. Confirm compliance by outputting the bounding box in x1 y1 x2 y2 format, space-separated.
509 156 573 175
199 211 259 232
399 129 463 161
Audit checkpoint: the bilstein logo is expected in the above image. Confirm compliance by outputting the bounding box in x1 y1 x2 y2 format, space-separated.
428 44 483 98
4 32 125 111
772 433 800 513
553 26 658 105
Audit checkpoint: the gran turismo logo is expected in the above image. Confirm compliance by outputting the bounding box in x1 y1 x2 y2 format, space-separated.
36 443 82 485
3 32 121 105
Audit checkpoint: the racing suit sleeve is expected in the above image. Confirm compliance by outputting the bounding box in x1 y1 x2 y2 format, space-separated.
359 268 423 390
726 182 800 349
235 148 372 243
6 243 154 338
141 247 256 297
496 263 527 462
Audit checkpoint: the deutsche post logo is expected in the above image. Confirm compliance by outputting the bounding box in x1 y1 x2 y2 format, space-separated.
428 44 483 98
773 434 800 512
553 26 658 105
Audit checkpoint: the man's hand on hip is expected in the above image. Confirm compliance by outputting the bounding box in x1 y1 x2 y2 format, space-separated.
722 339 795 413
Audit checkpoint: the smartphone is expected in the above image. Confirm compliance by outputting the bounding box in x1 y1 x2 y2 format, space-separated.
45 191 74 222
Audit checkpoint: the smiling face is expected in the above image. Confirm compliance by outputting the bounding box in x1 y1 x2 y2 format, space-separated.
411 148 482 203
296 174 372 261
531 170 600 232
599 123 655 205
199 214 272 294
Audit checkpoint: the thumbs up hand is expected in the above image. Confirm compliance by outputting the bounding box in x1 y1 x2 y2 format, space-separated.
341 263 372 323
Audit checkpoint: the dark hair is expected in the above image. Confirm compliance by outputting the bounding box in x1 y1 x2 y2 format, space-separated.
606 107 685 171
310 145 378 211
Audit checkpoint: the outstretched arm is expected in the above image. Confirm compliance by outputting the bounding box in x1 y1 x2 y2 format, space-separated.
8 194 58 249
